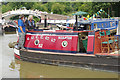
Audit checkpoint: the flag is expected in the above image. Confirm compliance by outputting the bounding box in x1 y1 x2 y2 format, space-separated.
87 15 90 18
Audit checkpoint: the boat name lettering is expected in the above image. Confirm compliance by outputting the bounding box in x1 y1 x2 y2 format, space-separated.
40 35 44 39
31 36 34 39
45 36 49 40
39 34 56 36
36 36 38 39
58 36 72 40
51 38 56 42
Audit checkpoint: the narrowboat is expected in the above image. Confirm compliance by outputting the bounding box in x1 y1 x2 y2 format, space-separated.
0 23 4 35
4 21 17 34
13 18 120 73
0 19 4 35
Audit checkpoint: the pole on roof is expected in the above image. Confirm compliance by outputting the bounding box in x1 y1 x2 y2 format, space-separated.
44 15 47 28
74 15 78 31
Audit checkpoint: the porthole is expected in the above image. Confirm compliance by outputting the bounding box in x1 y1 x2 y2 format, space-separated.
34 39 39 45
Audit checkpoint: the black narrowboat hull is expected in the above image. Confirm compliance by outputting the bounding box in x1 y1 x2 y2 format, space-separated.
14 49 120 73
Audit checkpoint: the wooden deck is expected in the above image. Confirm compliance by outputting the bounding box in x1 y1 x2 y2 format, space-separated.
96 50 120 57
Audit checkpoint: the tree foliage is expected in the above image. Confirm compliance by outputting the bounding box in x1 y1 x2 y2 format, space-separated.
2 2 120 17
51 3 65 14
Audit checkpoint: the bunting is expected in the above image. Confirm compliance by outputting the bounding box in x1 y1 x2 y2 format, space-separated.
87 9 111 20
83 9 111 20
93 9 110 18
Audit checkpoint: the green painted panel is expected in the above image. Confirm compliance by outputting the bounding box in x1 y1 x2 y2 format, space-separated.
82 39 88 51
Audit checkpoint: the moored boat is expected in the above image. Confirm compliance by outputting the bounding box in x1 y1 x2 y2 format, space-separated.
12 18 120 73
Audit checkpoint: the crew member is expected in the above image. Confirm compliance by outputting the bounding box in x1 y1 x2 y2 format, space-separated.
26 15 35 30
18 15 26 49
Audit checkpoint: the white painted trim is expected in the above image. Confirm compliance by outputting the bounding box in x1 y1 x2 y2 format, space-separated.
26 33 78 36
14 48 20 56
88 35 94 36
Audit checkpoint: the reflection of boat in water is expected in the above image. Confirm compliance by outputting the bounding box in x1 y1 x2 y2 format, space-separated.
9 59 118 78
12 16 120 73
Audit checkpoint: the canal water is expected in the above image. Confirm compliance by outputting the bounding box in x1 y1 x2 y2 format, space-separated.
0 34 119 78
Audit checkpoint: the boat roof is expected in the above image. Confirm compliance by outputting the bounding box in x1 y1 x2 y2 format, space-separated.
77 18 118 25
78 20 91 24
91 18 118 22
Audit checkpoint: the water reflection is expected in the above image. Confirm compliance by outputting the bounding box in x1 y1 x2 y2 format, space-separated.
8 59 119 78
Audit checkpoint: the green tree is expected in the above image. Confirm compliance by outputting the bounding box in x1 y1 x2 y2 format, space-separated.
77 2 92 16
34 3 47 11
51 3 65 14
2 3 12 13
2 2 119 17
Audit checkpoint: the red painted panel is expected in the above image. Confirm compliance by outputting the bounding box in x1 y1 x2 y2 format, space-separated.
14 53 20 59
24 34 78 51
94 31 101 54
87 36 94 52
94 30 108 54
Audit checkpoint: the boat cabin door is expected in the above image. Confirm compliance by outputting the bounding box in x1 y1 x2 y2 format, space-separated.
78 32 88 53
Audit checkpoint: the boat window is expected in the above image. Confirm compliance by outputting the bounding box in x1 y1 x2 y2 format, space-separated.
70 23 73 27
69 24 71 27
87 25 91 30
118 21 120 35
102 23 103 28
63 24 66 26
72 24 73 27
105 23 107 27
110 22 113 27
94 24 97 29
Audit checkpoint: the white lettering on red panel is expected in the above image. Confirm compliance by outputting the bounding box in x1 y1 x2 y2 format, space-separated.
40 35 44 39
38 44 43 48
45 36 49 40
58 36 72 40
31 36 34 39
51 38 56 42
27 37 29 40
